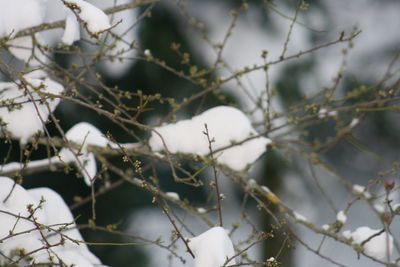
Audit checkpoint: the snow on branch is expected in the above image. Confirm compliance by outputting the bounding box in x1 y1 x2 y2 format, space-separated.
342 227 393 261
0 122 139 185
0 177 103 266
149 106 272 171
0 75 64 144
62 0 111 39
0 0 46 38
188 227 236 267
0 1 399 266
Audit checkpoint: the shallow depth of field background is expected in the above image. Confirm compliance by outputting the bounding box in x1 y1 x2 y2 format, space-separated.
1 0 400 266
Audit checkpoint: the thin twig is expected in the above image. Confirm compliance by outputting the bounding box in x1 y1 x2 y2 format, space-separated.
203 123 223 227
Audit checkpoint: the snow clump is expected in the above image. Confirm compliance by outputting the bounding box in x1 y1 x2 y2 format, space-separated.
336 210 347 224
342 226 393 261
188 227 236 267
149 106 271 171
0 76 64 144
0 176 102 266
58 122 138 185
63 0 110 38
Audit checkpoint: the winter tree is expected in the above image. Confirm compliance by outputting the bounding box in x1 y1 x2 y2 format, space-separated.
0 0 399 266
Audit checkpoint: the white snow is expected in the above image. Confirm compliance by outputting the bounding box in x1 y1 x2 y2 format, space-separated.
318 108 328 119
318 108 337 119
0 0 47 38
33 249 100 267
63 0 110 36
62 11 81 44
197 207 207 214
149 106 271 171
188 227 236 267
247 179 258 189
0 0 111 47
373 204 385 214
336 210 347 224
0 177 101 266
322 224 330 231
144 49 152 57
352 184 366 194
0 177 46 263
165 192 180 201
352 184 371 199
349 118 360 128
28 187 102 266
7 34 48 66
65 122 110 147
58 122 110 185
342 230 352 240
0 1 49 65
90 0 139 78
0 121 137 185
0 76 64 144
342 226 393 261
392 203 400 213
58 122 138 185
0 157 59 174
293 211 308 223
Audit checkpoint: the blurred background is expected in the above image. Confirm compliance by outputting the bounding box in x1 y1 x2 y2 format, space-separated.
1 0 400 266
